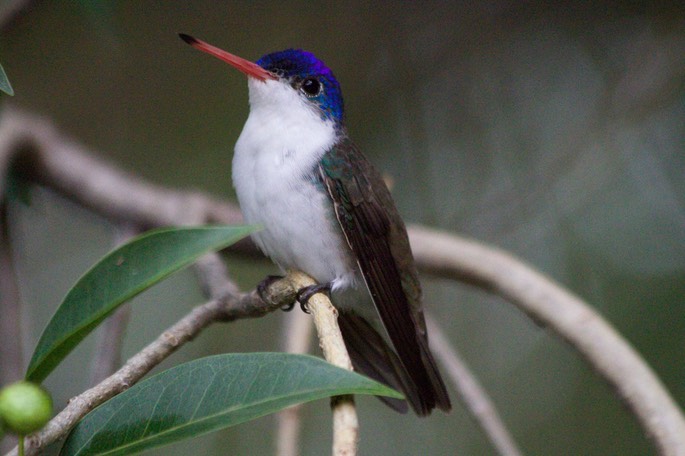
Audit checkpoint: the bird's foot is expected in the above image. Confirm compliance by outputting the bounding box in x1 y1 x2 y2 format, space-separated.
296 283 331 314
257 275 294 311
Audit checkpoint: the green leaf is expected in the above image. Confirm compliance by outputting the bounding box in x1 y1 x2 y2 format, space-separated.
0 63 13 96
60 353 402 456
26 226 256 383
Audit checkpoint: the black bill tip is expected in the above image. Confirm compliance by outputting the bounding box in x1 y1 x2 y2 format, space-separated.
178 33 197 45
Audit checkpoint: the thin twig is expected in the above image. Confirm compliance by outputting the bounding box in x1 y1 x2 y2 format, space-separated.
276 311 314 456
410 225 685 456
193 252 242 299
287 270 358 456
427 315 522 456
88 305 132 386
4 288 289 456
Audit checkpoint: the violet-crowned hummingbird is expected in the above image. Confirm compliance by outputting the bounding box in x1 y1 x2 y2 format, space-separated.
180 34 451 415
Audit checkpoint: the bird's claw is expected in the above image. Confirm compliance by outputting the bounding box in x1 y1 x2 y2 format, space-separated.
295 283 331 314
257 275 291 310
281 301 296 312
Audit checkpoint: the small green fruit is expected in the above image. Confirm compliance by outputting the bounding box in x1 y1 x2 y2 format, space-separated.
0 381 53 434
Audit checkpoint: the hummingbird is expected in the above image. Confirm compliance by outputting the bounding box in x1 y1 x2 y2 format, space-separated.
180 34 451 416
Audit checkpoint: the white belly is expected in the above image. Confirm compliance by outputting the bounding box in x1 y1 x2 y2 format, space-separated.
232 92 358 291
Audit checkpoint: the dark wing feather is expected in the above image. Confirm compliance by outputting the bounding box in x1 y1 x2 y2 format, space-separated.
319 137 451 415
337 312 409 413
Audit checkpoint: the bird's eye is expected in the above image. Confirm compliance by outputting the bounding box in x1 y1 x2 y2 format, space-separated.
300 78 322 97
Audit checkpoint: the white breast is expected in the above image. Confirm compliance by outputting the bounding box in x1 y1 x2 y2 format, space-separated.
232 78 358 290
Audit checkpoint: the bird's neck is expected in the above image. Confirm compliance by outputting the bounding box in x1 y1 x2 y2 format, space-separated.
236 98 342 175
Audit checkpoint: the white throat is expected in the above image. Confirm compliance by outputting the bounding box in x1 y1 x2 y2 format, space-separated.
239 78 337 158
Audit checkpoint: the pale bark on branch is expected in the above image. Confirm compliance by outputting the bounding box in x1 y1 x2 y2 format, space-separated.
287 270 358 456
410 226 685 456
1 108 683 456
276 311 313 456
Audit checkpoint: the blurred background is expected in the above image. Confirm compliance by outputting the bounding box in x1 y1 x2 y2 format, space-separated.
1 1 684 455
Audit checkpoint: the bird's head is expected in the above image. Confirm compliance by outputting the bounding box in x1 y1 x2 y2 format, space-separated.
180 34 344 127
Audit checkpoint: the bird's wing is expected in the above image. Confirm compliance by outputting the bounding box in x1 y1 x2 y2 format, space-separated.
319 137 450 415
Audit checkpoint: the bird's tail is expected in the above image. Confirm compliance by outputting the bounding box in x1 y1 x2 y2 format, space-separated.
338 311 451 415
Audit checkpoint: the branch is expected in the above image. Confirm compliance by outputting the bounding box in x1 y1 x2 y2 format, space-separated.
0 107 247 232
2 108 683 455
427 315 522 456
410 225 685 456
286 271 358 456
275 311 314 456
89 304 131 386
5 284 292 456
